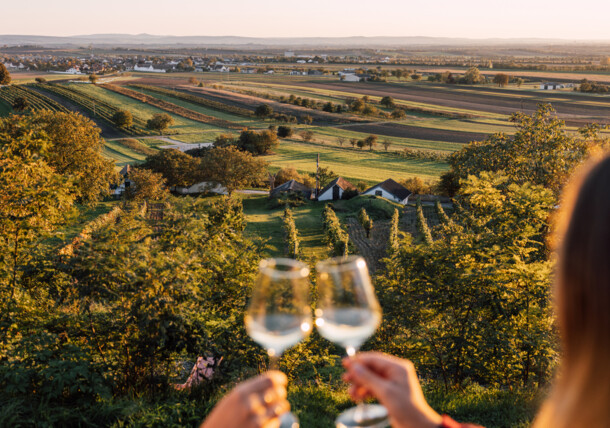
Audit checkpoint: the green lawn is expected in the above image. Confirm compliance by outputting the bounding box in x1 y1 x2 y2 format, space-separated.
267 139 449 184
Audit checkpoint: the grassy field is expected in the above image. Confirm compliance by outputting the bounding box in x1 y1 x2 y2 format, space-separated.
267 139 448 184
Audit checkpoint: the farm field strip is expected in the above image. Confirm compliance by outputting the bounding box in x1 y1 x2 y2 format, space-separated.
31 83 151 135
130 84 255 118
100 84 243 130
267 140 448 183
64 83 229 137
0 85 71 113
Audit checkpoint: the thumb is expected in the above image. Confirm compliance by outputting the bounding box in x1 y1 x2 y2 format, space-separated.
349 363 390 402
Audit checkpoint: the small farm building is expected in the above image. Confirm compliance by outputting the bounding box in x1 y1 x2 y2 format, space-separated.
270 179 314 199
174 182 228 196
317 177 357 201
342 74 361 82
362 179 412 205
540 82 564 90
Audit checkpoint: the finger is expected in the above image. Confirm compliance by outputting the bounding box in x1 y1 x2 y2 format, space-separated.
352 352 409 378
261 386 287 407
348 362 391 401
240 371 288 396
258 400 291 428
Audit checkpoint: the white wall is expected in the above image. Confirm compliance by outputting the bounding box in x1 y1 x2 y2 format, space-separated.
317 185 343 201
362 187 409 205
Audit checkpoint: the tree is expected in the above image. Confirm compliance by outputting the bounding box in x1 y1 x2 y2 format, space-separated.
0 63 11 85
380 96 395 108
200 146 267 195
146 113 174 135
357 139 366 150
391 109 406 119
274 166 302 186
277 126 293 138
448 104 596 196
34 77 46 83
461 67 484 84
317 166 336 188
350 138 357 148
214 133 235 147
11 97 29 112
337 137 346 147
140 149 200 188
188 77 198 85
11 111 117 204
237 129 279 155
89 74 98 84
493 73 510 87
255 104 273 119
364 134 378 151
302 115 313 125
382 140 392 151
125 168 168 201
410 74 422 81
0 114 76 307
112 109 133 129
299 130 314 142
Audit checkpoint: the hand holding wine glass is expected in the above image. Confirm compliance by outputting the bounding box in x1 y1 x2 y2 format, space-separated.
245 258 313 428
315 255 388 428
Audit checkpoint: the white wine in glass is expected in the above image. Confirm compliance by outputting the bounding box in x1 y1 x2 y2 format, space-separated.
316 255 388 428
245 258 312 428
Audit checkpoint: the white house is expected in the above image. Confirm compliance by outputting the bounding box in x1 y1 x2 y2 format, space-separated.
362 179 412 205
540 82 564 90
342 74 361 82
134 64 166 73
317 177 357 201
284 51 295 58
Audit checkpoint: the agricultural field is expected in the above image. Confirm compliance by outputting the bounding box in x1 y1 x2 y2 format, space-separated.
3 70 609 186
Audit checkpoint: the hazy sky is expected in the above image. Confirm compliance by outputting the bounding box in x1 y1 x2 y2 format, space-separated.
2 0 609 39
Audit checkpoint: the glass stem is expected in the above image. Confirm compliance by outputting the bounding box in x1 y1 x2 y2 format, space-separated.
269 354 280 371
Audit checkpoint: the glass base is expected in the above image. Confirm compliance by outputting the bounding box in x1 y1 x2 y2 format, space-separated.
279 411 299 428
335 404 389 428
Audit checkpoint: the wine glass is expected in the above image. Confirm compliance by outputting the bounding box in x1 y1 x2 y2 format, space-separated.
245 258 313 428
315 255 388 428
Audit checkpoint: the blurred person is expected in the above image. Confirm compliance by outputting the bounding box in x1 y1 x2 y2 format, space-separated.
343 154 610 428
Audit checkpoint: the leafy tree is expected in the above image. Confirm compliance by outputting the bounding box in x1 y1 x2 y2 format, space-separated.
461 67 485 84
112 109 133 129
401 177 432 195
200 146 267 195
317 166 336 188
382 140 392 151
336 137 346 147
4 111 117 204
376 173 556 388
214 133 236 147
299 130 314 142
188 77 198 85
277 126 293 138
237 129 279 155
146 113 174 135
448 104 597 196
410 74 422 81
89 74 98 84
125 168 168 201
391 108 406 119
364 134 378 151
255 104 273 118
35 77 47 83
350 138 357 148
274 166 302 186
11 96 28 112
0 114 76 309
140 149 200 187
0 63 11 85
357 139 366 150
380 96 395 108
302 115 313 125
493 73 510 87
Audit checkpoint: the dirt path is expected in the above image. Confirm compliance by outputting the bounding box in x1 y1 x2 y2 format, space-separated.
347 218 391 274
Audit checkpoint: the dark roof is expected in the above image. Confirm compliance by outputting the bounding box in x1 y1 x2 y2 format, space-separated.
270 179 312 196
319 177 356 196
364 178 412 200
119 165 132 176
